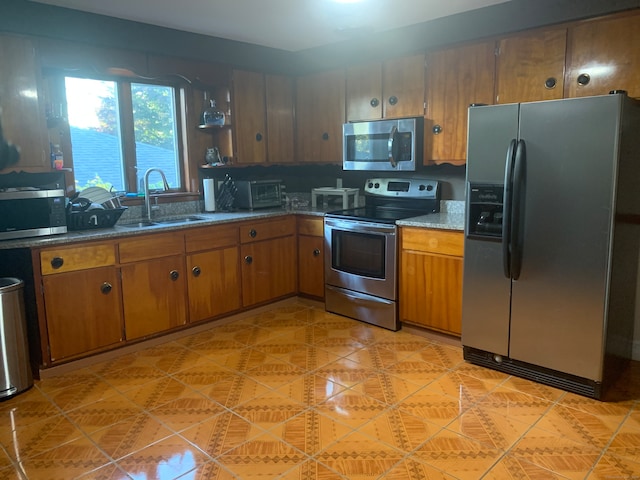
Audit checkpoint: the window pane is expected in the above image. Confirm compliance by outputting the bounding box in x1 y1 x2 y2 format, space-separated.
65 77 125 191
132 83 180 189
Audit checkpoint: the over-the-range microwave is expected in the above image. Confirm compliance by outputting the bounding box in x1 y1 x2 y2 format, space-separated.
343 117 423 171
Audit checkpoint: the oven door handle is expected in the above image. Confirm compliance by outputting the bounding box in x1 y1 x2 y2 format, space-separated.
388 125 398 168
324 218 397 235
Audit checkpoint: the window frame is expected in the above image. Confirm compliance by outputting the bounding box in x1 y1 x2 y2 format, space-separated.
62 73 187 195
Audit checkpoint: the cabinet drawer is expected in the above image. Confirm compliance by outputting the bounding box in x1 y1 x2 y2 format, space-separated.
185 224 239 253
118 232 185 263
297 216 324 237
240 216 295 243
401 228 464 256
40 243 116 275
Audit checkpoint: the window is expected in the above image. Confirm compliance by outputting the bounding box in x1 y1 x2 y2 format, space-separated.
64 76 182 193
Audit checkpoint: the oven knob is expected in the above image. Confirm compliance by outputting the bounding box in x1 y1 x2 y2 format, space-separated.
418 184 425 191
426 185 433 191
374 182 380 189
368 182 374 188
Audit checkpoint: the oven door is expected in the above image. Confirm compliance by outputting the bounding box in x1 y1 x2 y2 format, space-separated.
324 217 397 300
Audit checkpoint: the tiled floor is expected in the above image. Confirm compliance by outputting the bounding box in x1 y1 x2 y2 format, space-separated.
1 300 639 479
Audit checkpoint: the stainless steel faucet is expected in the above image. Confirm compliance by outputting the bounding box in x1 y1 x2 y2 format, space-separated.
143 168 170 222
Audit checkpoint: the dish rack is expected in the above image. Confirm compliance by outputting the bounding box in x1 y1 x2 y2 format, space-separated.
66 207 127 231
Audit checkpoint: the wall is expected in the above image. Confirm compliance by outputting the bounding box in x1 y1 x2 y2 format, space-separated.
3 0 640 75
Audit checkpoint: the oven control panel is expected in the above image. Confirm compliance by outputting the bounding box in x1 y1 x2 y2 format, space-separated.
365 177 440 199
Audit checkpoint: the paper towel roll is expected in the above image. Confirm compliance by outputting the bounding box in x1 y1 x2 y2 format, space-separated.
203 178 216 212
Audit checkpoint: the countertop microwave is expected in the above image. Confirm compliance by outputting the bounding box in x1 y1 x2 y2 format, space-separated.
0 188 67 240
343 117 423 171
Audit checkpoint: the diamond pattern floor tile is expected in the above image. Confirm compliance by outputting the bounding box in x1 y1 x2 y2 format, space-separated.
1 299 637 479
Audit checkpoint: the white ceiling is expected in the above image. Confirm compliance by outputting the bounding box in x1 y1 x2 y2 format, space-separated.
30 0 510 52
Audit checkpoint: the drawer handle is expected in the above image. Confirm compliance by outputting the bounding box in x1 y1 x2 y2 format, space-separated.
192 266 201 277
313 248 321 257
244 255 253 264
50 256 64 269
100 282 112 295
249 229 257 238
169 270 179 281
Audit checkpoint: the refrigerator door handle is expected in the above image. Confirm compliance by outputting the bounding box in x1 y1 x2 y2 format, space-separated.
510 139 526 280
502 139 517 278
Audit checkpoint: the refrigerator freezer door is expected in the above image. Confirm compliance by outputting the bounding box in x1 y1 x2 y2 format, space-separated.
462 104 519 355
509 95 621 381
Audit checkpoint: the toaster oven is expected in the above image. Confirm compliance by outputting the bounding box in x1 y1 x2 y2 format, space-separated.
234 179 283 210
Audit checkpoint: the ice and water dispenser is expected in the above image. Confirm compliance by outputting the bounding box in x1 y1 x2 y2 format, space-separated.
467 184 504 238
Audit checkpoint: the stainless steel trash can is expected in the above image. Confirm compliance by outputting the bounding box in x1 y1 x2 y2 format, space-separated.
0 278 33 400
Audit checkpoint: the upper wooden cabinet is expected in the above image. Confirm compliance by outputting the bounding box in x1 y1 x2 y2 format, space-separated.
0 34 49 171
296 69 345 163
346 54 425 121
496 28 567 104
265 74 295 164
232 69 267 164
232 70 295 164
565 12 640 98
425 41 496 165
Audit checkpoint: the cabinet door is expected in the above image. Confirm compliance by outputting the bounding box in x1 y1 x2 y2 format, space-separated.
296 69 345 163
425 41 495 165
233 69 267 164
43 267 123 361
0 34 48 170
566 13 640 98
496 28 567 104
121 255 187 340
346 63 383 121
187 246 241 322
383 54 425 119
297 235 324 298
241 236 296 307
400 251 463 335
266 74 295 163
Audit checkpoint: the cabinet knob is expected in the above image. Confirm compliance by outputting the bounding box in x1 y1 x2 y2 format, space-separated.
388 95 398 106
249 228 257 238
544 77 557 89
192 266 201 277
50 256 64 269
100 282 112 295
244 255 253 264
256 132 263 142
432 124 442 135
577 73 591 86
169 270 179 281
370 97 379 107
313 248 321 257
322 132 329 141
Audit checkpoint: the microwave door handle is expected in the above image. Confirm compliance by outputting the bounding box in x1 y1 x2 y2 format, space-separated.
388 125 398 168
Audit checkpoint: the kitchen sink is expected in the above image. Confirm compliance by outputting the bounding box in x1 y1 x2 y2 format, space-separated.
120 216 206 228
158 216 206 224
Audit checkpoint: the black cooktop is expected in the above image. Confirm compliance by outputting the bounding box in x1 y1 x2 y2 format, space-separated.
326 177 441 224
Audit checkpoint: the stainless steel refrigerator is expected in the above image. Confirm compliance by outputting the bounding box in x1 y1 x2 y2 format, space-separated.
462 93 640 399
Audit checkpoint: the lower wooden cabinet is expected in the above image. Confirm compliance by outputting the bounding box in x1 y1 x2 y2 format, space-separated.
185 224 241 322
239 217 296 307
400 227 464 336
120 254 187 340
42 266 123 361
297 216 325 299
37 241 124 363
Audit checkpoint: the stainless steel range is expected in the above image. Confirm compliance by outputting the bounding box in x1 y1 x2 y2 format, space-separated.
324 177 440 330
